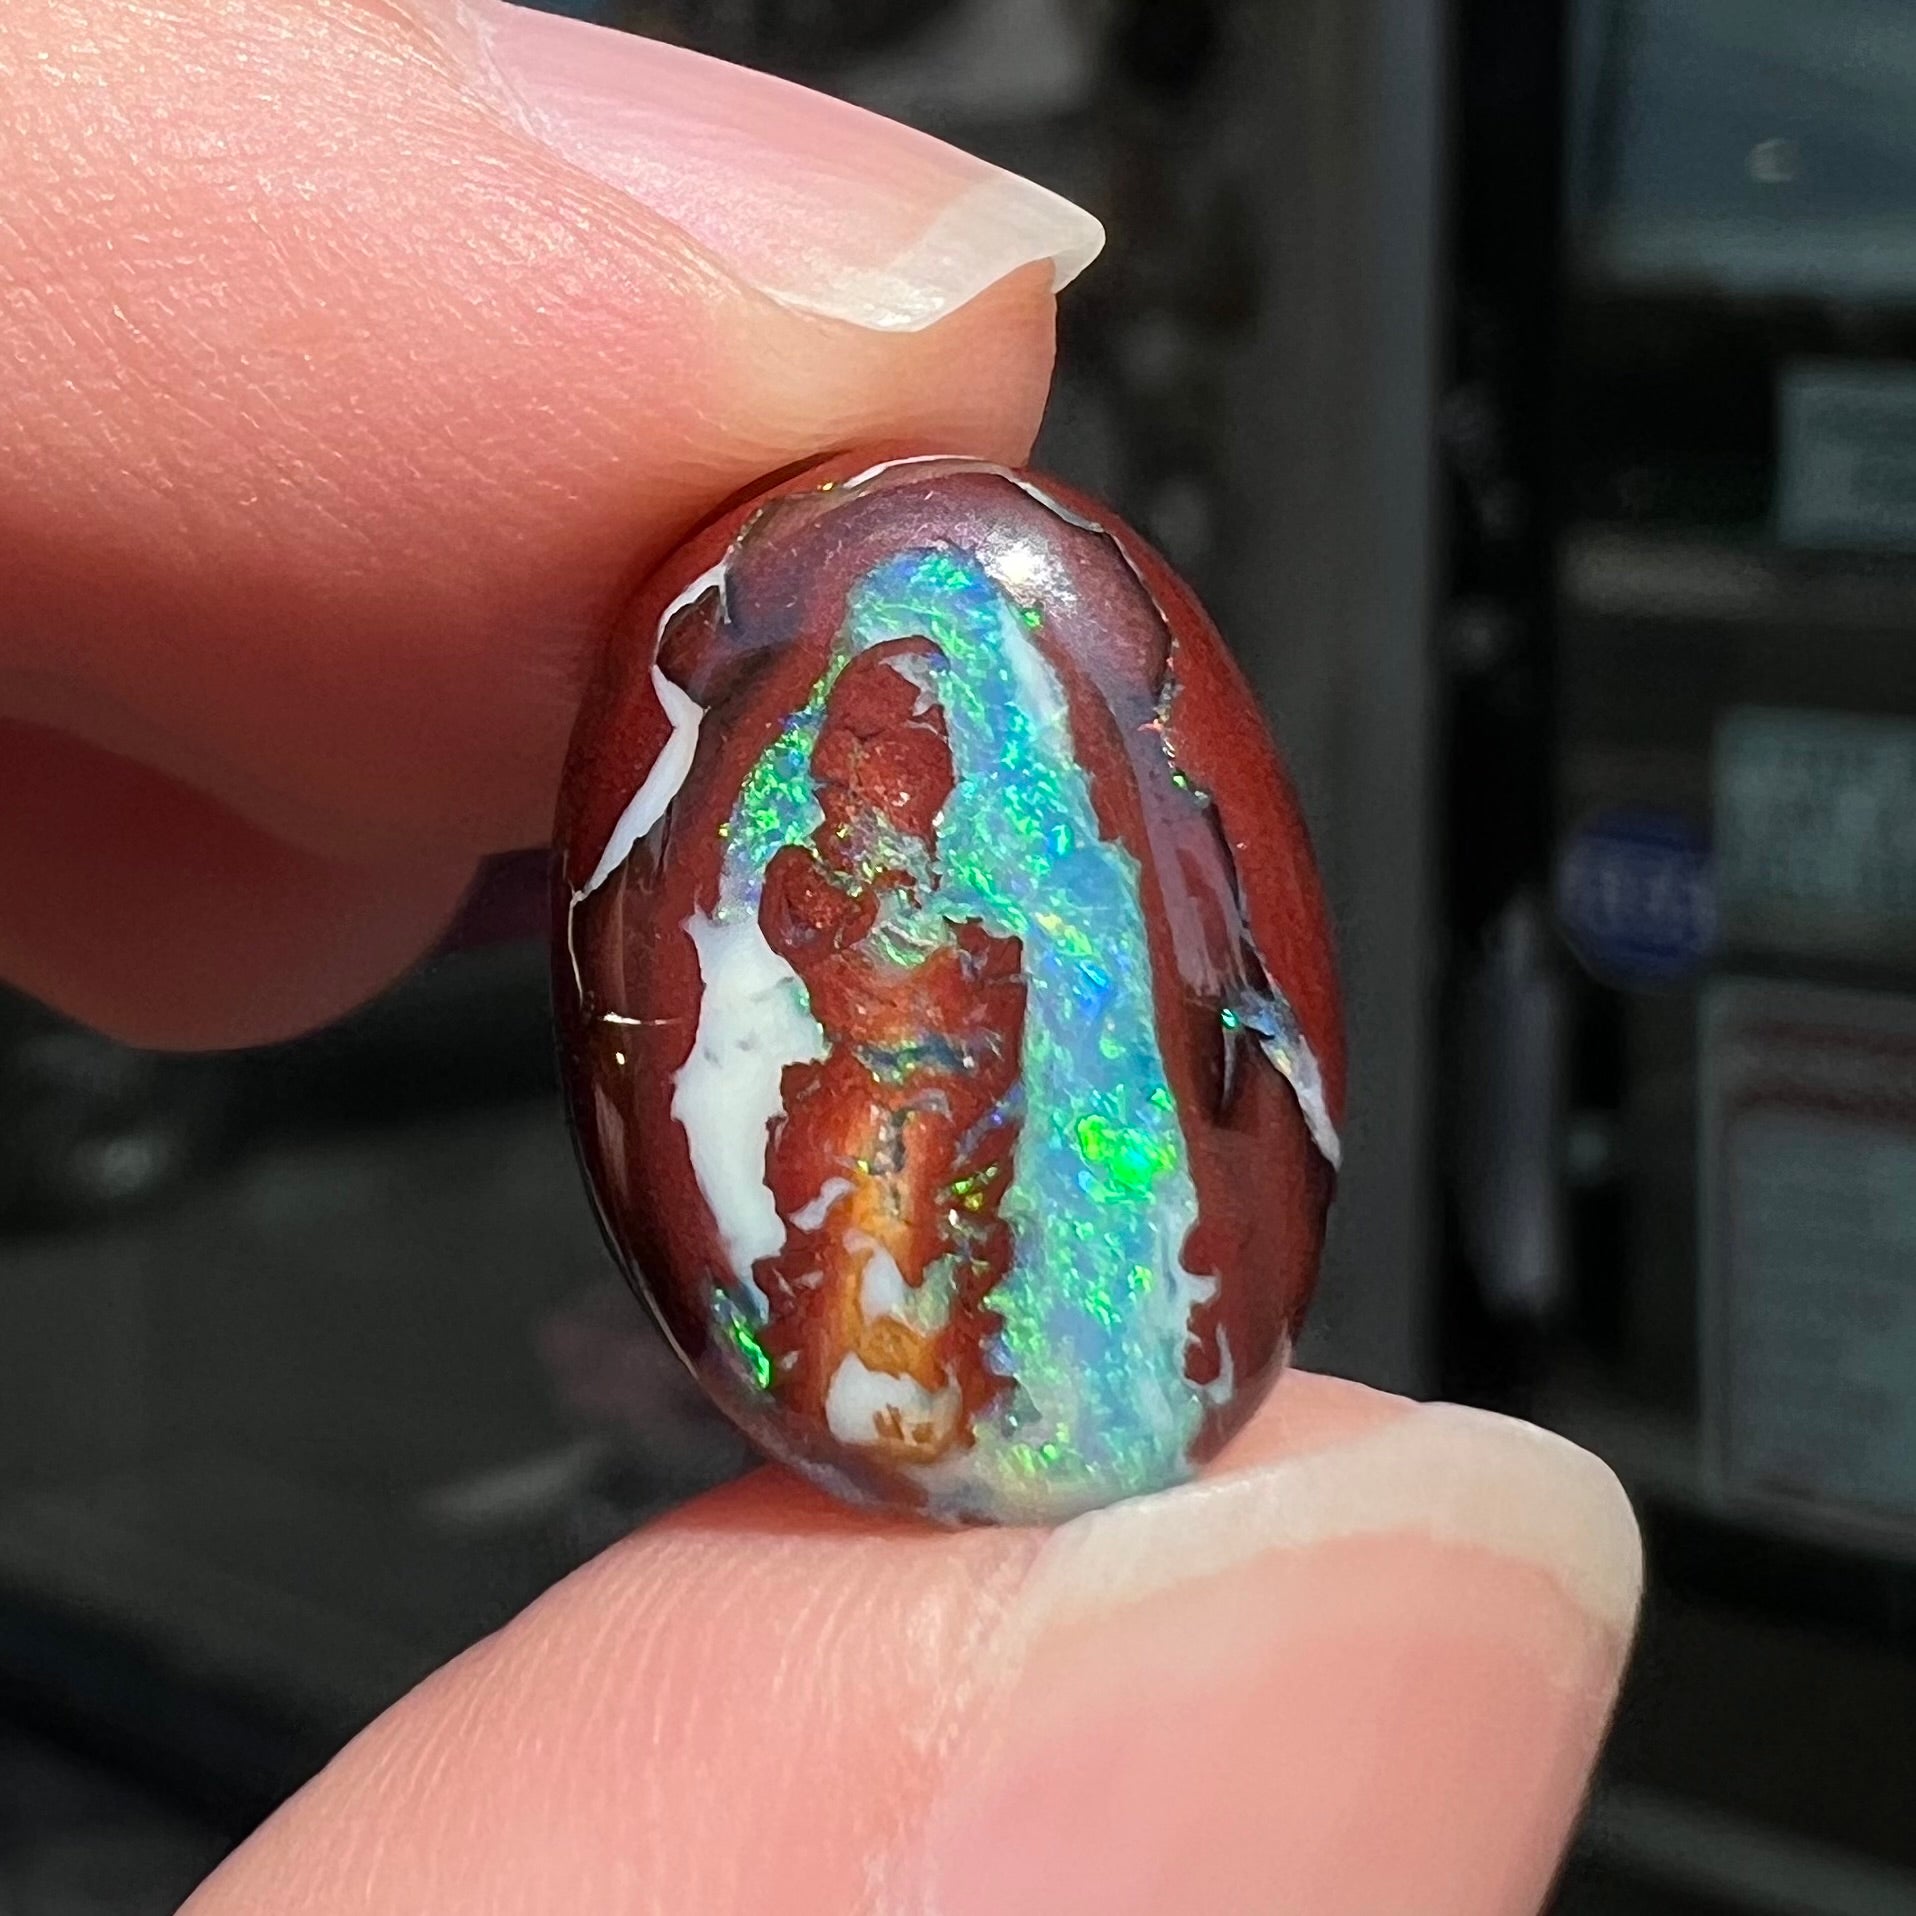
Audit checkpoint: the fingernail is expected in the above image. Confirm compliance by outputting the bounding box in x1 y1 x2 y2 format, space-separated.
921 1408 1643 1916
443 0 1104 331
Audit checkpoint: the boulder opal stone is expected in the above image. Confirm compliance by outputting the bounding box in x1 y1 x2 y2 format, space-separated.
554 452 1341 1525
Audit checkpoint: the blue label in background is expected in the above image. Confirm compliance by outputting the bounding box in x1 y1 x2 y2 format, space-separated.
1555 808 1717 988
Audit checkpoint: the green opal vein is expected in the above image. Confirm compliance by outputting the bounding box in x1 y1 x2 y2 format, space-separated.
714 544 1210 1520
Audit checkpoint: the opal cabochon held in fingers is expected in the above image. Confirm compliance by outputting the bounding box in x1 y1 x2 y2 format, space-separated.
554 452 1341 1525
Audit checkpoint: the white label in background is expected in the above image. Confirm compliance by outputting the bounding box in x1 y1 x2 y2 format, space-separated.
1778 361 1916 552
1715 706 1916 958
1701 981 1916 1537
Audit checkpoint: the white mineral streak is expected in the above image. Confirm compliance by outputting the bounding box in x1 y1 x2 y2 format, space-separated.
854 1239 911 1323
998 592 1070 736
832 454 1100 536
824 1353 961 1448
888 650 942 717
573 666 705 902
573 559 729 904
654 556 732 639
1257 1022 1343 1172
1137 1205 1214 1444
834 452 961 495
1200 1325 1237 1408
790 1177 853 1233
672 911 828 1293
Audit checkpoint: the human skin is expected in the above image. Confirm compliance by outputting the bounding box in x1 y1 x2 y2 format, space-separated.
0 3 1642 1910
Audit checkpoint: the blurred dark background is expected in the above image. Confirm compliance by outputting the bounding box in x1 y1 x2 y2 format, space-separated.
5 1 1916 1909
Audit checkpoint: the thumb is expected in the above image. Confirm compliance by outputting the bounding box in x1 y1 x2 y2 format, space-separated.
181 1375 1641 1916
0 0 1093 1045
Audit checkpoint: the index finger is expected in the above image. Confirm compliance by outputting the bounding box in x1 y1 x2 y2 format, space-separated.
0 0 1089 1042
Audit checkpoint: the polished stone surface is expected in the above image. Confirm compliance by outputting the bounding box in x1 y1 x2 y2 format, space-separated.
555 453 1341 1523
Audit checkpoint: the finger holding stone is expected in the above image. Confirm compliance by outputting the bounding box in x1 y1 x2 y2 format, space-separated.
182 1374 1641 1916
0 0 1094 1040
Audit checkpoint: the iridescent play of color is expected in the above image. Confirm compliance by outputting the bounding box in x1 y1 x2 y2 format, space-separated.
708 547 1212 1517
554 452 1343 1525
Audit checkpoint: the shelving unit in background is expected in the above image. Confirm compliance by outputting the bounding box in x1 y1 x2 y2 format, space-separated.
1444 4 1916 1909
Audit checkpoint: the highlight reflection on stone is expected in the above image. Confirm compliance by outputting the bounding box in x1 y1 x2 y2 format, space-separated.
553 453 1342 1525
